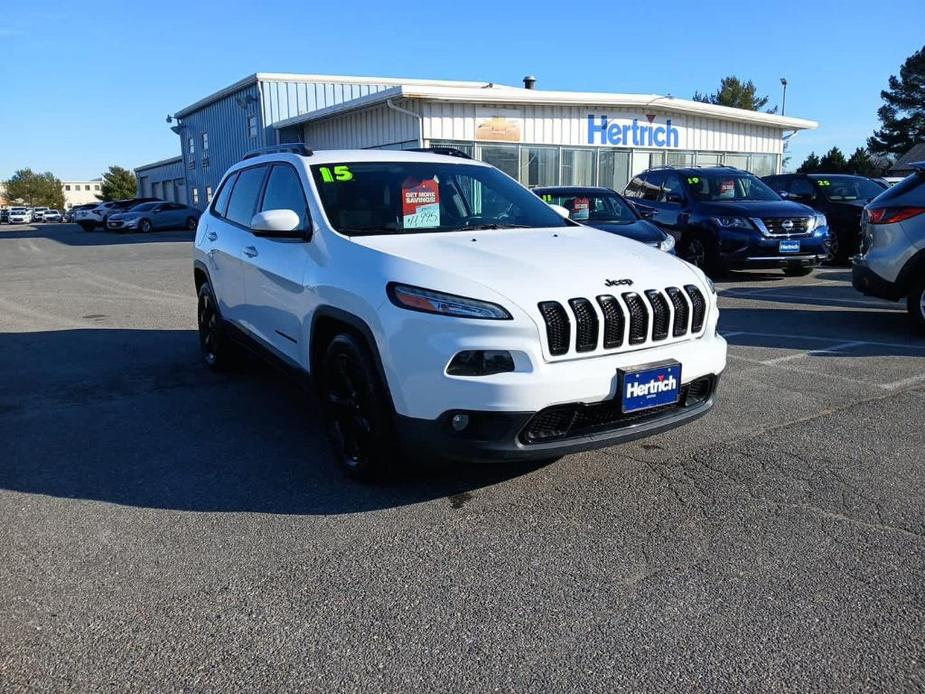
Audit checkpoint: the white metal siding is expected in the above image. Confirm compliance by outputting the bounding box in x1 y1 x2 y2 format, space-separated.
419 102 783 155
301 103 420 150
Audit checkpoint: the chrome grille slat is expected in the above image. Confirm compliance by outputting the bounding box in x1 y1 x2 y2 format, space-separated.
761 217 811 236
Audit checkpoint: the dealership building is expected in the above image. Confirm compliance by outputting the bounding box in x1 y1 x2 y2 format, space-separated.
136 73 817 208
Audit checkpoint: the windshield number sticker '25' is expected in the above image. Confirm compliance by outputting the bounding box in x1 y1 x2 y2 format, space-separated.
319 165 354 183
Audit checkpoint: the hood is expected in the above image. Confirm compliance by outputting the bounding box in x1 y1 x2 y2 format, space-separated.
352 226 705 314
696 199 815 218
585 219 666 245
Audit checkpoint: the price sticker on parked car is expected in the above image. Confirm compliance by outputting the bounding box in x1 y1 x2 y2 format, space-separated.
402 179 440 229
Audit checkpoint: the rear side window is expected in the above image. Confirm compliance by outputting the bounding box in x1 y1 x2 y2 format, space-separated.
225 166 267 227
212 172 238 218
261 165 309 229
624 176 644 198
639 171 663 201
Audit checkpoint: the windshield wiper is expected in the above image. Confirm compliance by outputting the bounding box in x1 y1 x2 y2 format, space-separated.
461 222 532 230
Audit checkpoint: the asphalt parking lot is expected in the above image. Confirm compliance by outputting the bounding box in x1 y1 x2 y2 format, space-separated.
1 222 923 692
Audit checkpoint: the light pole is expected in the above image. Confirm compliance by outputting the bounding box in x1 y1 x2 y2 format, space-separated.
780 78 788 116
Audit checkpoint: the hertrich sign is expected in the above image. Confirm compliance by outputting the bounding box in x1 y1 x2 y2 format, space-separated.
587 114 680 148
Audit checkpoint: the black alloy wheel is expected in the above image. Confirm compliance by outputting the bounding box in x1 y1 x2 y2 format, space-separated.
139 219 152 233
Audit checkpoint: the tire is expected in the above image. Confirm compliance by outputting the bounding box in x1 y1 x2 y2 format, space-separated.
825 229 851 265
681 234 723 275
907 276 925 331
79 222 94 232
197 282 238 371
139 219 152 233
783 266 813 277
186 217 198 231
319 333 397 481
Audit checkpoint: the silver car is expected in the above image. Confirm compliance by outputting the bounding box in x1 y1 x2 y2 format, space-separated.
852 162 925 329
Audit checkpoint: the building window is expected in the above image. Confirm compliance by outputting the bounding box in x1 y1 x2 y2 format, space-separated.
202 132 209 151
521 146 559 187
206 186 213 203
94 184 100 190
478 144 519 180
665 151 695 167
247 115 258 138
561 149 595 186
188 136 195 156
85 185 91 191
598 150 631 193
188 158 196 170
65 185 71 191
192 188 199 206
202 157 210 169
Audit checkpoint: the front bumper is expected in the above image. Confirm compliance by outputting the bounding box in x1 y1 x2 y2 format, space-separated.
107 219 136 230
397 374 719 463
716 228 828 269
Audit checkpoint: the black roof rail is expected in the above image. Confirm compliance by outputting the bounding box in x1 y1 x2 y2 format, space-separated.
408 146 472 160
243 143 313 160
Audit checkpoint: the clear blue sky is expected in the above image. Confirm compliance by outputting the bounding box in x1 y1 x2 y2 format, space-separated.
1 0 923 180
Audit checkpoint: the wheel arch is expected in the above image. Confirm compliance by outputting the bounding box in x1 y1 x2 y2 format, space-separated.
309 306 396 412
896 248 925 293
193 260 210 294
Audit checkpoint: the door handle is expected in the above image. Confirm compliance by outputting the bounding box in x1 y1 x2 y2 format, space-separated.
243 246 258 258
206 230 217 241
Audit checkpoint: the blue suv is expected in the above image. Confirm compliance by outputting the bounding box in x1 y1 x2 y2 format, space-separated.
624 167 830 276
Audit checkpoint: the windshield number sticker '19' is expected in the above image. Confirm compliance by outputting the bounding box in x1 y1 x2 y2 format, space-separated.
402 179 440 229
319 165 354 183
687 176 700 184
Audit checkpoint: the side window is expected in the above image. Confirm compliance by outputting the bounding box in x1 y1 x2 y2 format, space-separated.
212 172 238 218
260 165 309 229
660 173 684 203
625 176 644 198
791 177 815 199
640 171 664 201
225 166 268 227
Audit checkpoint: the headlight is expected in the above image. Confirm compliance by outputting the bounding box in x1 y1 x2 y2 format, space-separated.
658 234 676 252
387 283 512 320
810 213 827 232
711 216 753 229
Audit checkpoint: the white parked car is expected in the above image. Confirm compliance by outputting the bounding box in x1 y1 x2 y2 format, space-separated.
42 209 63 223
8 207 31 224
32 207 50 221
193 146 727 479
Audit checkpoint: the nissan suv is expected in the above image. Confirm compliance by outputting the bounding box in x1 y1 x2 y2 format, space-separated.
193 146 727 479
625 167 830 276
852 162 925 330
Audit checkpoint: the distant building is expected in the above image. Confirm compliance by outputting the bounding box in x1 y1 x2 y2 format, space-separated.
62 180 103 208
888 143 925 177
134 72 818 209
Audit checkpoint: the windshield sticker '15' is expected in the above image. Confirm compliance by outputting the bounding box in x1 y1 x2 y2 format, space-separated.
402 179 440 229
319 165 354 183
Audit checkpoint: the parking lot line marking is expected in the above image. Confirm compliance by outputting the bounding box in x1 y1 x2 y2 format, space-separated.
882 373 925 390
760 341 868 365
727 331 925 353
720 288 899 308
726 353 889 389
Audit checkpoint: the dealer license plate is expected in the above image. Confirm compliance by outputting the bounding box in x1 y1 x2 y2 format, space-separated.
620 361 682 414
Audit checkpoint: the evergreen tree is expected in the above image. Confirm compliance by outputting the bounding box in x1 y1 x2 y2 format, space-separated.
4 169 65 208
867 45 925 156
693 76 776 112
846 148 880 177
797 152 821 173
819 147 849 173
98 166 137 201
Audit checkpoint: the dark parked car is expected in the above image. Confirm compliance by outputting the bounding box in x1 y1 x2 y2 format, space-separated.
624 167 830 276
533 186 675 253
106 201 201 232
763 173 887 263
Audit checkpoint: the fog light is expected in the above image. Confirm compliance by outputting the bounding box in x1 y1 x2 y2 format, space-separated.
446 350 515 376
451 413 469 431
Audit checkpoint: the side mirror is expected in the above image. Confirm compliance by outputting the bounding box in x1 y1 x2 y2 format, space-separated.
549 204 570 219
777 190 790 199
251 209 309 239
636 205 657 220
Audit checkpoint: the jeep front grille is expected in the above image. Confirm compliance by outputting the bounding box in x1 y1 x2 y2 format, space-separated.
537 285 707 357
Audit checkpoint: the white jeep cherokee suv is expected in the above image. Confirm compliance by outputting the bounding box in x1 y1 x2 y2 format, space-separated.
193 145 727 479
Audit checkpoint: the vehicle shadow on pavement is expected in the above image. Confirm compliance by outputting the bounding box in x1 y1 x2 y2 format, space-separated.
0 224 194 246
0 328 547 515
719 283 906 312
719 307 925 353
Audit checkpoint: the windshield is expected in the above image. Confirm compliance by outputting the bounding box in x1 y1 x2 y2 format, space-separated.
130 202 159 212
310 161 570 236
813 176 886 202
685 172 781 202
538 190 637 224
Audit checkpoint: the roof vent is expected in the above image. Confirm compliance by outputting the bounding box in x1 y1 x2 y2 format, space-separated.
523 75 536 90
